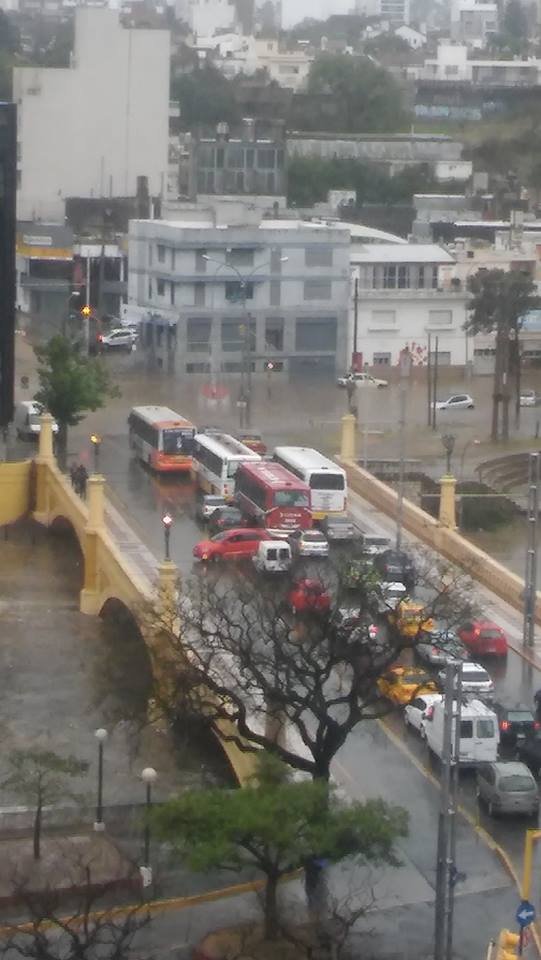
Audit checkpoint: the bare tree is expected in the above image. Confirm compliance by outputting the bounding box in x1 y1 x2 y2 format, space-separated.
146 548 476 784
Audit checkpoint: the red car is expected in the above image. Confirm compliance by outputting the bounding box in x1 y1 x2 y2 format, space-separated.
457 619 508 657
288 579 331 615
193 528 270 562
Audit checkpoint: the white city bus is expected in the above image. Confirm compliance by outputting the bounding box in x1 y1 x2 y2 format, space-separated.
273 447 347 519
192 432 261 498
128 406 196 473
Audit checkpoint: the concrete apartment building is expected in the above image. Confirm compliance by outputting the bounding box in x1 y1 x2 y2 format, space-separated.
127 216 351 377
351 243 469 368
13 8 170 221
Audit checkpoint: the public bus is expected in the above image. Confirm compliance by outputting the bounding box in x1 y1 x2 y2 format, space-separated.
235 461 312 536
128 406 196 473
192 432 261 498
273 447 347 519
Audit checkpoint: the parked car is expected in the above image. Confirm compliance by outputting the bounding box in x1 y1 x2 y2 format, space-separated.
437 661 494 697
235 430 267 455
517 732 541 776
289 528 329 558
457 620 508 657
195 494 227 522
14 401 59 440
320 516 358 542
252 540 292 574
404 693 443 735
492 701 539 747
377 666 438 706
520 389 539 407
193 529 270 562
98 328 137 351
434 394 475 411
416 629 469 666
373 549 416 589
208 506 249 536
476 761 539 817
287 579 331 615
336 372 388 389
358 532 391 557
424 697 499 765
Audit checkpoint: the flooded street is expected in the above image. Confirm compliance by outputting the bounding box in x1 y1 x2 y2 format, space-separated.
0 521 233 806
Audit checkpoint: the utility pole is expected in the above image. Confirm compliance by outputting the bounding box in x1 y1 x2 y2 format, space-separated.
427 332 432 428
445 665 463 960
523 452 540 648
396 346 411 553
431 336 439 431
352 277 359 371
434 659 462 960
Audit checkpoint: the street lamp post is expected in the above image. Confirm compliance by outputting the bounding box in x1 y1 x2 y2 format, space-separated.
396 347 412 553
162 513 173 561
141 766 158 872
441 434 456 476
93 727 108 832
62 290 81 337
90 434 102 473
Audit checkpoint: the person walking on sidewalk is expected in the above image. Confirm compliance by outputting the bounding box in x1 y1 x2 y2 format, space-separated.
75 464 88 499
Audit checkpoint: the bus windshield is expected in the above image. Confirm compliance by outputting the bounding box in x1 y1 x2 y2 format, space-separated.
273 489 310 508
310 472 345 490
163 429 194 455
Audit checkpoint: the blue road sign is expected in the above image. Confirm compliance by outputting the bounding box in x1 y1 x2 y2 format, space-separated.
516 900 536 928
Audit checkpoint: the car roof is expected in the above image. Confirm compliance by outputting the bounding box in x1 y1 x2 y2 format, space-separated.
459 662 489 674
470 620 501 629
217 528 266 538
493 700 532 712
490 761 534 776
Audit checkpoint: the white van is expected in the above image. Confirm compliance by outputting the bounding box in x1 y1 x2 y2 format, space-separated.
424 697 499 766
14 401 58 440
252 540 292 574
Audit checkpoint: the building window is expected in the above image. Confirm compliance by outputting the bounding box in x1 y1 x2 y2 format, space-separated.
187 317 211 352
383 265 397 289
305 247 333 268
398 265 409 289
428 309 453 326
228 146 244 168
304 280 332 300
222 319 254 351
429 350 451 366
295 319 337 351
418 265 425 288
265 318 284 351
171 248 175 271
373 352 391 365
195 249 207 272
270 279 281 306
258 148 275 168
194 282 206 306
157 278 166 297
186 362 211 373
170 282 175 306
148 279 152 299
370 310 396 328
216 148 225 168
226 248 255 268
246 148 254 168
431 266 439 289
157 244 166 263
271 247 283 272
225 280 254 301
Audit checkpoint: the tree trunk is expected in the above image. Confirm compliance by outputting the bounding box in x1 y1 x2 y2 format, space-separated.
33 799 42 860
263 872 280 941
56 422 68 472
501 331 511 443
491 328 502 443
514 338 521 430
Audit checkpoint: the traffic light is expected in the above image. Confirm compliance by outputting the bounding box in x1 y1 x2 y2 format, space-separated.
496 929 520 960
81 305 92 318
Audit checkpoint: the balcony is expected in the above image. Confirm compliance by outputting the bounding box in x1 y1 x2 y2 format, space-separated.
357 286 468 298
20 277 71 292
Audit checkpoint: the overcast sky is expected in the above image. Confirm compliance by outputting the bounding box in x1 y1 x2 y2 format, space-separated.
282 0 351 27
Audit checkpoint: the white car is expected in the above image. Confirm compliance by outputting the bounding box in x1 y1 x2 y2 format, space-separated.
336 372 388 389
434 394 474 411
520 390 539 407
404 693 443 736
289 528 330 558
99 328 137 350
437 661 494 697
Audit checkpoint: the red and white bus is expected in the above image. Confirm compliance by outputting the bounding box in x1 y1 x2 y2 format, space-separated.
128 406 196 473
235 461 312 536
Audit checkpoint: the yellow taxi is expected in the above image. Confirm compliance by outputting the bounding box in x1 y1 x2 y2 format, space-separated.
388 599 434 639
377 666 438 706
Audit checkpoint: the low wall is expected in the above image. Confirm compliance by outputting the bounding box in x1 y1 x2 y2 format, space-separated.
339 458 541 624
0 461 32 525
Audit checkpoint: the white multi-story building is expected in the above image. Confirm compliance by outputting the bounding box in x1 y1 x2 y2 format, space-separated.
176 0 239 34
193 34 313 90
416 42 541 84
450 0 498 46
355 0 409 26
13 8 170 221
128 216 351 377
350 243 469 369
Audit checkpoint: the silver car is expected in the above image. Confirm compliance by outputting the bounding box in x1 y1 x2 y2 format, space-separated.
476 761 539 817
195 494 227 521
289 529 329 558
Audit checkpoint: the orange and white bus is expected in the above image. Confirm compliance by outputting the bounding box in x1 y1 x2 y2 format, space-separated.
128 406 196 473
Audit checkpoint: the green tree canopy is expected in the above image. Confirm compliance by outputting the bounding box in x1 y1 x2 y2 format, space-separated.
171 65 241 131
304 53 409 132
152 759 407 940
34 335 120 460
466 268 540 334
287 155 440 208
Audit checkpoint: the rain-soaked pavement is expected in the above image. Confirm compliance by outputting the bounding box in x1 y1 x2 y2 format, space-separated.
0 520 233 807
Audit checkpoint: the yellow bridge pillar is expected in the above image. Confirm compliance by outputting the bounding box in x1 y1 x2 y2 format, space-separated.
33 414 55 524
80 475 106 615
340 414 357 461
439 474 457 530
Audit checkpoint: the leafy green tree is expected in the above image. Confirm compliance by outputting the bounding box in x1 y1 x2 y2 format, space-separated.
287 155 440 208
2 749 88 860
171 65 241 131
0 10 19 53
304 53 409 132
466 269 540 440
34 336 120 464
151 758 407 940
